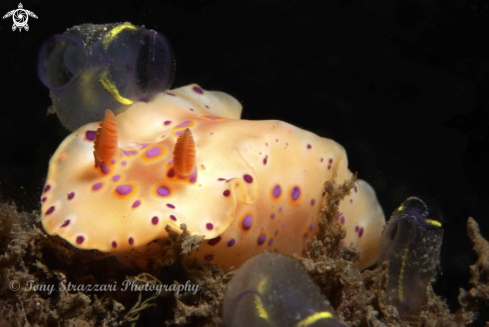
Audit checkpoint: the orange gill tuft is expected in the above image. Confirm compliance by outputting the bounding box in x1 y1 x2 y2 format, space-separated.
173 128 196 176
93 109 118 165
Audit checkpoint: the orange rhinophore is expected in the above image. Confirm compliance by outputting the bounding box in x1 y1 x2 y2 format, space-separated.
93 109 118 165
173 128 196 177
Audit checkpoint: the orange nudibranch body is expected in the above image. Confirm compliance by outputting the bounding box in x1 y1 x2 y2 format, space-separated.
41 84 385 271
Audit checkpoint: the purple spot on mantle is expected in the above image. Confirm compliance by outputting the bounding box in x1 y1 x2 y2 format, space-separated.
129 150 137 155
100 163 110 175
243 174 253 183
86 131 96 141
218 178 226 181
208 236 221 246
189 167 197 184
341 216 345 225
146 147 162 158
205 254 213 261
329 158 333 164
354 186 358 193
307 144 312 149
166 92 175 96
61 220 70 227
92 183 103 191
112 241 117 248
310 223 315 231
328 165 331 170
311 199 316 206
167 168 175 178
111 159 116 164
76 236 84 244
44 185 51 193
268 239 274 246
164 120 172 125
170 215 177 221
242 214 253 230
132 200 141 208
177 120 191 128
263 156 268 165
121 161 127 166
116 185 133 195
359 227 364 238
258 234 266 245
129 237 134 245
122 150 130 156
167 203 175 209
206 223 214 230
355 226 359 232
67 192 75 200
228 239 236 247
304 233 309 239
152 216 159 225
350 199 353 203
112 175 121 182
273 185 282 199
271 213 276 219
291 186 301 201
223 190 230 197
275 230 279 236
41 197 47 203
193 86 204 94
157 186 171 197
176 131 183 137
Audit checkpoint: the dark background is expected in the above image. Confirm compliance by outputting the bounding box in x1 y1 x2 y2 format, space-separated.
0 0 488 324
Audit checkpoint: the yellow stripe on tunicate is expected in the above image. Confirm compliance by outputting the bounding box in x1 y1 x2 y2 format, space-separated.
397 205 404 212
253 295 269 321
102 23 137 51
99 67 133 105
425 219 442 227
257 277 268 294
398 248 409 302
296 311 334 327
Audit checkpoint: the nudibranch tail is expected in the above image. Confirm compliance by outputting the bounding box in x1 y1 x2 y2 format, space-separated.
93 109 118 165
173 128 196 177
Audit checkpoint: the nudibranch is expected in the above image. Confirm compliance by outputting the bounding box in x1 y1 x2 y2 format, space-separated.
39 23 385 271
377 197 443 318
223 252 346 327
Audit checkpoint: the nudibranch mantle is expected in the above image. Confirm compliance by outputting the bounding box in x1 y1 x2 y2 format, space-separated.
41 84 385 270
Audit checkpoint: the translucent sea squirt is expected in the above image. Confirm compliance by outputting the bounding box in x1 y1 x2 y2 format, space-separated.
377 197 444 318
38 22 175 131
223 252 346 327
